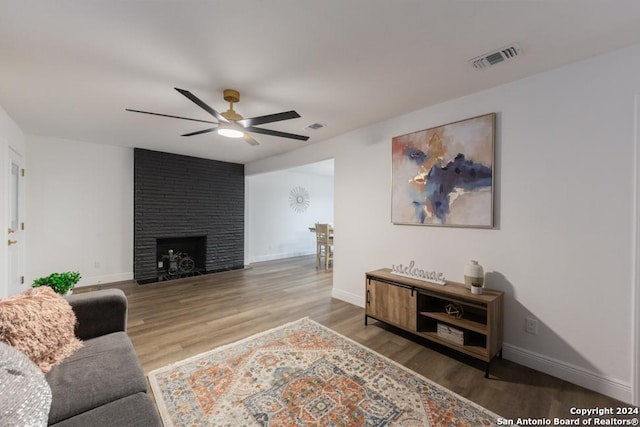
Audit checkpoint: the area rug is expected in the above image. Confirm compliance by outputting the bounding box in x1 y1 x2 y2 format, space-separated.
148 318 502 426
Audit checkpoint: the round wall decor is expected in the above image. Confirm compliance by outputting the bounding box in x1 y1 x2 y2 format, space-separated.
289 186 310 213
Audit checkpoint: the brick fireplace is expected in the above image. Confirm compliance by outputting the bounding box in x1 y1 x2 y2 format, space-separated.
133 149 245 283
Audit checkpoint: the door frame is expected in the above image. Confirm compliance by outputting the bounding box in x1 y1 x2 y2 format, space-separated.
6 145 26 296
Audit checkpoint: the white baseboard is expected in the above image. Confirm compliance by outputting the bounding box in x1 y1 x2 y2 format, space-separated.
248 250 316 263
329 290 633 403
331 288 364 308
503 343 632 404
76 272 134 287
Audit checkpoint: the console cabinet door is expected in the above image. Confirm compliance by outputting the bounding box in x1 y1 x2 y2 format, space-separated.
366 279 417 331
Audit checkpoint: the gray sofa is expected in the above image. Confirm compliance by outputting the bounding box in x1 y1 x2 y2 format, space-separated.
45 289 162 427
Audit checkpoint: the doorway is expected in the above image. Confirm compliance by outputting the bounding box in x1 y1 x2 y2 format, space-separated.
245 159 334 264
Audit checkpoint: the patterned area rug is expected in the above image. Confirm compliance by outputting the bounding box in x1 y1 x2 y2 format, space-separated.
148 318 501 426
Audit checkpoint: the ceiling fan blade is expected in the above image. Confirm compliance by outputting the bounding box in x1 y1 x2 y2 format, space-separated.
181 127 218 137
243 133 260 146
245 126 309 141
174 88 229 123
237 110 301 128
125 109 217 124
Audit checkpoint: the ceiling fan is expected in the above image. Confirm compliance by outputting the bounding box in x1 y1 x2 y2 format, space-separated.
126 88 309 146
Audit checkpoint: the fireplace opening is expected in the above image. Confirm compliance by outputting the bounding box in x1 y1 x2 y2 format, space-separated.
156 236 206 281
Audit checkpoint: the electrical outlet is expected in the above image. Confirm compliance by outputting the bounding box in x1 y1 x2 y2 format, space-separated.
94 261 101 269
525 317 538 335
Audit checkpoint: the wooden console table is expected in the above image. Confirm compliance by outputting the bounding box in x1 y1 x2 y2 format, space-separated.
365 268 504 377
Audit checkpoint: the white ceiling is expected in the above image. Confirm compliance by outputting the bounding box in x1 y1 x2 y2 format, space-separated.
2 1 640 164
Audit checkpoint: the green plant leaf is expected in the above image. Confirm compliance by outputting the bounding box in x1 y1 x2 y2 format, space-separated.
31 271 81 294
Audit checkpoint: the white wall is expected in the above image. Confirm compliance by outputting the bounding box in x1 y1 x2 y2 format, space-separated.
26 135 133 287
246 160 334 263
247 43 640 403
0 105 26 298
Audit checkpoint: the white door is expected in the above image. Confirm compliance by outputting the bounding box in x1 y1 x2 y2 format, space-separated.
7 148 25 296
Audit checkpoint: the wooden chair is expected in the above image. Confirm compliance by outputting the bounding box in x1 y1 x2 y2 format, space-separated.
315 223 334 269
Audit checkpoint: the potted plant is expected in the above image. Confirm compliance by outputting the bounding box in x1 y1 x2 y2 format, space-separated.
32 271 81 295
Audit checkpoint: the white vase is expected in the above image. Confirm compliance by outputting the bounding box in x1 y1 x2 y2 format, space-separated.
464 260 484 289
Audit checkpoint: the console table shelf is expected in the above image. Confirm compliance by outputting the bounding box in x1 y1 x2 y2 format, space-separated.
416 332 488 358
419 311 487 334
365 268 504 377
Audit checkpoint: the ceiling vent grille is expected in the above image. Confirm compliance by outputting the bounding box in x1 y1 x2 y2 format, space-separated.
304 122 326 131
469 43 522 69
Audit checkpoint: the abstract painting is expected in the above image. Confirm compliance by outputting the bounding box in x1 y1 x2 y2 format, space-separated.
392 113 495 227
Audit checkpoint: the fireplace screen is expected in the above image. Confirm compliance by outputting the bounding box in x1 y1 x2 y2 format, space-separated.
156 236 206 281
159 249 194 275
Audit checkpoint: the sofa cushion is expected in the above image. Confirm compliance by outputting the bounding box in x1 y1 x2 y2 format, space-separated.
0 341 52 427
48 392 162 427
45 332 147 425
0 287 83 373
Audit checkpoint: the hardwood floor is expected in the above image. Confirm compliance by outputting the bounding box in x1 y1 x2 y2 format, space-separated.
83 256 629 421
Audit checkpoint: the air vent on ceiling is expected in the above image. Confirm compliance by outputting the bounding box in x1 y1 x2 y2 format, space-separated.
469 43 522 69
304 122 326 131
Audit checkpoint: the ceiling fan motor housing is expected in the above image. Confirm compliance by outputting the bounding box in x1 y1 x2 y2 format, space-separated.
221 89 243 121
223 89 240 104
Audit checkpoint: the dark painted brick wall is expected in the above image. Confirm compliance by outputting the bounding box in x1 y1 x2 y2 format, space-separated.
134 148 245 282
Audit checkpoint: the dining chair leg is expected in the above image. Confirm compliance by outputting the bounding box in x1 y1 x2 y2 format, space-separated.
325 246 329 269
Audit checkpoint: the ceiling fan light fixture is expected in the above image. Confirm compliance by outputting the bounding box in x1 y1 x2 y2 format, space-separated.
128 87 308 145
217 124 244 138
